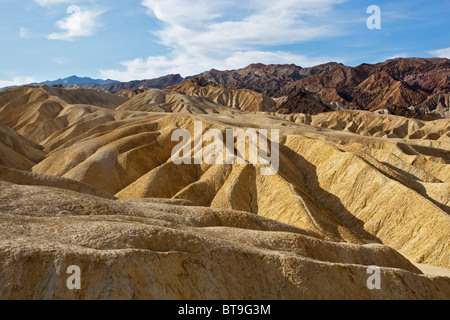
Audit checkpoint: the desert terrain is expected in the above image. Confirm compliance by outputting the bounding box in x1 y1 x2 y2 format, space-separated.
0 59 449 300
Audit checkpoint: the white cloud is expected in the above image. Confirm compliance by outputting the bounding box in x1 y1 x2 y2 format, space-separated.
34 0 82 7
0 77 37 89
48 5 104 41
19 27 31 39
147 0 343 51
428 47 450 59
101 0 346 81
101 51 339 81
142 0 223 28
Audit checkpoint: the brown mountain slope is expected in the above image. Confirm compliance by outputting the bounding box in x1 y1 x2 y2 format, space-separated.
360 58 450 94
187 62 342 97
351 71 427 111
284 58 450 118
288 65 368 97
415 93 450 118
276 90 331 115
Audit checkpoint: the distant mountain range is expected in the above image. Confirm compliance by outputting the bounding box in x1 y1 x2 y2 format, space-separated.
179 58 449 119
5 57 449 119
185 62 343 97
31 75 118 88
87 74 184 91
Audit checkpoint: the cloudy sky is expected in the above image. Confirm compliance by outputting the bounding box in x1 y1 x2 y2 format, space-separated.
0 0 449 87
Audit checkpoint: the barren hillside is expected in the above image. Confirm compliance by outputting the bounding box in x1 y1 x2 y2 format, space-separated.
0 84 448 299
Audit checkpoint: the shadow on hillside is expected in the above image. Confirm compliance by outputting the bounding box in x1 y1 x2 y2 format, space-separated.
278 143 382 244
382 162 450 215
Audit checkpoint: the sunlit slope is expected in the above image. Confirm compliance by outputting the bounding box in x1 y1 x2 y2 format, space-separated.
1 180 449 299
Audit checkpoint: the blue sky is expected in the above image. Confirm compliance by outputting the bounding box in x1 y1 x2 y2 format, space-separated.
0 0 449 87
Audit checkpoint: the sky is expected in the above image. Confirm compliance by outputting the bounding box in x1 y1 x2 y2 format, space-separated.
0 0 449 87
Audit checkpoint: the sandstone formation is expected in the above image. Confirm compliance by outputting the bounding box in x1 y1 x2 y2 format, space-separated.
115 88 147 98
0 83 449 300
0 166 115 199
169 79 276 112
116 88 245 115
1 181 449 299
282 110 450 144
0 123 45 170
